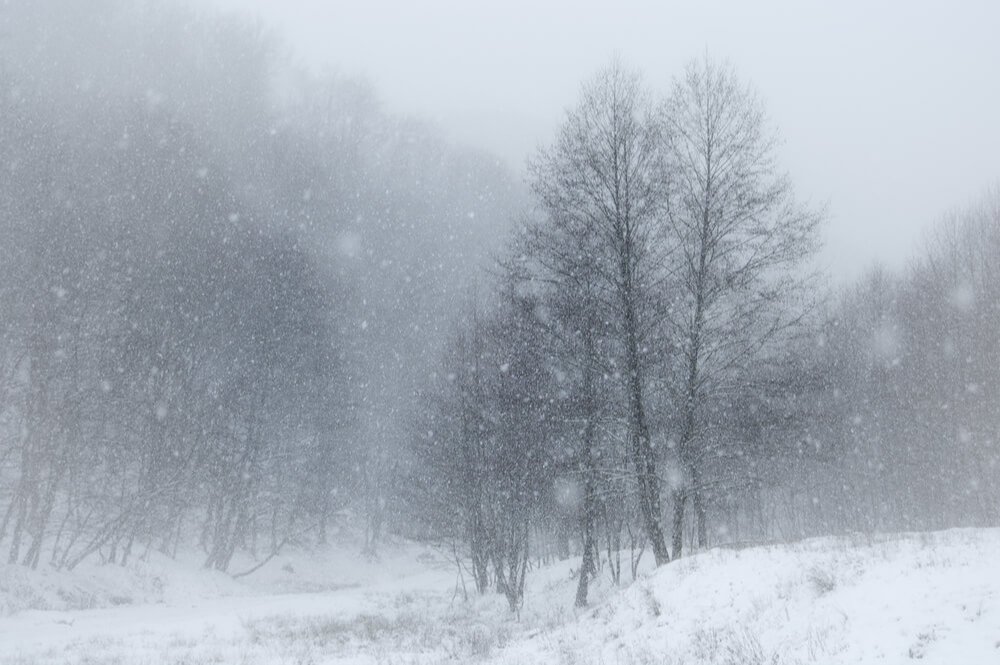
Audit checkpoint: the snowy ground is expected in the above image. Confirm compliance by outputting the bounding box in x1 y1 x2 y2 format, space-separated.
495 529 1000 665
1 529 998 664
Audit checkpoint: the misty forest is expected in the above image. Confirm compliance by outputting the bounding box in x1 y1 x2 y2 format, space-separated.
0 2 998 664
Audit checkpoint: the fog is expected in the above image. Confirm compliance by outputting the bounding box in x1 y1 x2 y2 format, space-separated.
0 0 997 650
209 0 1000 279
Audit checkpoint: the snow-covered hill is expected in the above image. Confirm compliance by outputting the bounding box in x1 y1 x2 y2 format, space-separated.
494 529 1000 664
0 529 997 664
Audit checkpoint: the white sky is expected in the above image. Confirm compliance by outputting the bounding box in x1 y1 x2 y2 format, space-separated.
207 0 1000 281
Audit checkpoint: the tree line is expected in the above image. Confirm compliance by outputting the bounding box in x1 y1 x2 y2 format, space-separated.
0 1 517 572
406 60 1000 610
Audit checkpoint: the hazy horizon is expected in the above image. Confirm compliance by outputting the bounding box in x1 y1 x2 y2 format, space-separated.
205 0 1000 282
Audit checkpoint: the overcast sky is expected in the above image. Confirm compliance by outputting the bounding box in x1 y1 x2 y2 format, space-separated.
206 0 1000 281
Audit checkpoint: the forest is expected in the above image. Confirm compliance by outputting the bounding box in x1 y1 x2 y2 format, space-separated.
0 0 997 617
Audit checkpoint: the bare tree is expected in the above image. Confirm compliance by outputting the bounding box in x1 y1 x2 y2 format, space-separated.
661 58 822 558
531 61 672 566
514 222 604 604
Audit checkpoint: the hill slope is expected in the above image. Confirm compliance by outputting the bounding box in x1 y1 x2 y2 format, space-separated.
494 529 1000 665
0 529 997 664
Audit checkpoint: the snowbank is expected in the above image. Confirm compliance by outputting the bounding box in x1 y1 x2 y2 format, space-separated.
0 529 997 664
494 529 1000 664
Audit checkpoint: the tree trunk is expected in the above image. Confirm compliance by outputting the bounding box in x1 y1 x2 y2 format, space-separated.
693 463 707 549
671 490 686 560
575 329 599 607
625 327 669 565
574 501 596 607
620 267 669 566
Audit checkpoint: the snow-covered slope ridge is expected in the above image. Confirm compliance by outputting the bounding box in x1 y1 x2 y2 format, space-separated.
495 529 1000 665
0 529 997 664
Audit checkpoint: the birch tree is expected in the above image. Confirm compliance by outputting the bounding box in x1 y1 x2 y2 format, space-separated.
662 58 822 557
531 61 672 565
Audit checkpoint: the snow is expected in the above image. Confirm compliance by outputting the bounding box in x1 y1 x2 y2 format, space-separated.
495 529 1000 665
0 537 454 664
1 529 998 664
